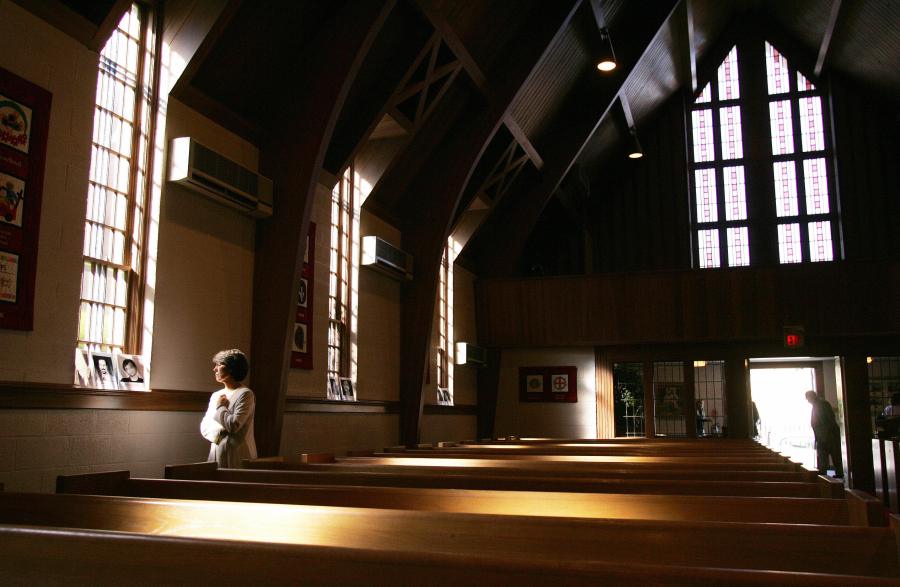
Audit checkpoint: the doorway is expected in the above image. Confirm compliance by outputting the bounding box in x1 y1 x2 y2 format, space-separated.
749 359 846 477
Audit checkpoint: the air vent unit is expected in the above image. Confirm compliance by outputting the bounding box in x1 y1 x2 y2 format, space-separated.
168 137 273 218
362 236 413 280
455 342 487 367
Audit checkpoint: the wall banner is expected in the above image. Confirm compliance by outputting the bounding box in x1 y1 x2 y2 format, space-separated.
290 222 315 369
0 67 51 330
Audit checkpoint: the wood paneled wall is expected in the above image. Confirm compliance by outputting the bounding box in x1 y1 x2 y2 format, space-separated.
830 78 900 262
590 95 692 273
475 260 900 348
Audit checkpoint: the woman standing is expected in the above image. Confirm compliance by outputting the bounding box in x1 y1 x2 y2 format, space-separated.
200 349 257 467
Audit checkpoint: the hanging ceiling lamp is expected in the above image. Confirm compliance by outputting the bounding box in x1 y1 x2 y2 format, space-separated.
596 27 617 72
627 128 643 159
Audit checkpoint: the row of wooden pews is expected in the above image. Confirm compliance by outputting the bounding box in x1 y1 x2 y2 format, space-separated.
1 438 899 584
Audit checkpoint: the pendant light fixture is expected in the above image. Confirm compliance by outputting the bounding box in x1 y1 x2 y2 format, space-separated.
596 27 617 72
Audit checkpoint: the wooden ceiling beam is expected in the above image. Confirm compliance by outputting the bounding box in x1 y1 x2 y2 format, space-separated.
412 0 489 94
88 0 131 51
394 0 583 446
504 114 543 170
815 0 843 78
468 0 681 277
250 0 397 456
323 3 433 175
685 0 698 93
588 0 607 30
169 0 243 107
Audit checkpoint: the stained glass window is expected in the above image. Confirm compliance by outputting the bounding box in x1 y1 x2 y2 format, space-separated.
694 168 717 223
799 96 825 152
719 106 743 159
765 42 790 95
722 166 747 221
717 47 740 100
726 227 749 267
698 229 720 268
691 109 715 162
773 161 799 217
765 42 835 263
768 100 794 155
689 39 838 269
778 223 802 263
689 46 749 269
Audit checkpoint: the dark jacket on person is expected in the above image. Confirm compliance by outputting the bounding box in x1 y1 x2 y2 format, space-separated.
810 397 839 442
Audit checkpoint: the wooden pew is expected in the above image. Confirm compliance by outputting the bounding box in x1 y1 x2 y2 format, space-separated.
4 523 898 586
249 455 820 482
57 470 886 526
1 492 898 578
168 461 842 498
363 451 806 470
381 446 796 461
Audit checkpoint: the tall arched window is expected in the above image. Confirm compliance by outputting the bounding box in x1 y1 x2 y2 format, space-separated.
77 3 158 353
688 39 838 268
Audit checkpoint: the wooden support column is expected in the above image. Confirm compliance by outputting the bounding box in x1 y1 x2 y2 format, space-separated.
476 348 502 440
643 361 655 438
724 357 751 439
250 1 396 456
843 355 875 493
683 361 697 438
595 349 615 438
396 1 581 446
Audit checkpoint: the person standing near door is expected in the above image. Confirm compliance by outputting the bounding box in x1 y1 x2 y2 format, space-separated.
804 390 844 478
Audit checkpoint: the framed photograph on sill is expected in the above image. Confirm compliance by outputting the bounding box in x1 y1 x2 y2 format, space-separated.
91 351 117 390
327 375 340 400
116 353 147 391
74 348 93 387
339 377 355 401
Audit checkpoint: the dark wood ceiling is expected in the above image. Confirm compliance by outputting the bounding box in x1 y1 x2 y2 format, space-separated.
19 0 900 277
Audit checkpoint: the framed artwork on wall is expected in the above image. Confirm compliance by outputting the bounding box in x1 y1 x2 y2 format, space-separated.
518 366 578 402
0 67 52 330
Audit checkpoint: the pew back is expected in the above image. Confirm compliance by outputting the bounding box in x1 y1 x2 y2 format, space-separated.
0 492 898 577
4 524 899 587
57 470 863 525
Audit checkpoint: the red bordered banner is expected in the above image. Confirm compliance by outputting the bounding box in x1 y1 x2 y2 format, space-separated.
0 67 52 331
290 222 315 369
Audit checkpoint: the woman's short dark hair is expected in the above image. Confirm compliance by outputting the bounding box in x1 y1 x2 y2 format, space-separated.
122 358 137 370
213 349 249 382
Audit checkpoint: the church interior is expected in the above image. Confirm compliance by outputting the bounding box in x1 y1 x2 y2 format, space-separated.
1 0 899 583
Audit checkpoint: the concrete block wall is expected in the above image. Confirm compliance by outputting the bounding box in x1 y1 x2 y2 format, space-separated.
280 413 399 456
0 409 208 493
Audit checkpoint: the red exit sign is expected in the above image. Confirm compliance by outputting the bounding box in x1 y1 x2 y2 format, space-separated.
783 326 805 348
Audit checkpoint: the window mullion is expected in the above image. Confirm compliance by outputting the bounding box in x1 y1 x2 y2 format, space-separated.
124 3 155 353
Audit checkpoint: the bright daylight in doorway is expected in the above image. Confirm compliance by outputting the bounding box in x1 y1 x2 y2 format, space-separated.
750 367 817 472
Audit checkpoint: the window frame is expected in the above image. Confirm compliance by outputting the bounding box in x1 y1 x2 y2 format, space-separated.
687 34 840 269
327 164 361 389
77 1 160 354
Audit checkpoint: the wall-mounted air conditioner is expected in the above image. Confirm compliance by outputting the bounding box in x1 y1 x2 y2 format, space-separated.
362 235 413 280
168 137 273 218
455 342 487 367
